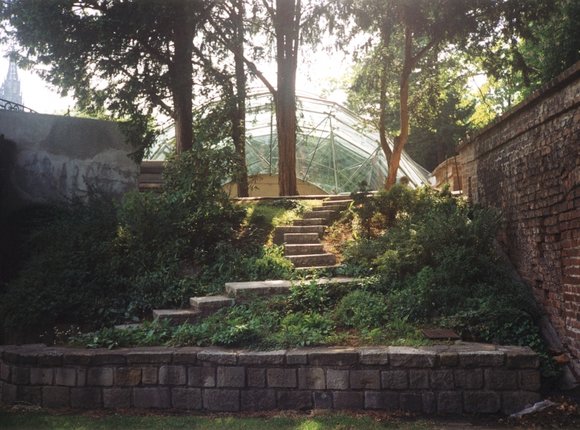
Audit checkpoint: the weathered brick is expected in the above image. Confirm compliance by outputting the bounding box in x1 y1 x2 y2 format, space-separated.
381 370 408 390
485 369 518 390
437 391 462 414
42 386 70 408
203 389 240 411
430 369 454 390
87 367 114 386
298 367 326 390
247 368 266 388
364 391 399 410
313 391 333 409
172 387 202 410
333 391 364 409
54 367 76 387
71 387 102 408
464 391 501 413
277 390 313 410
115 367 141 386
17 385 42 405
389 347 437 368
241 389 276 410
454 369 483 389
519 369 541 391
188 366 215 387
502 391 541 415
159 365 186 385
267 368 297 388
217 366 245 388
326 369 349 390
103 387 131 409
350 370 380 390
408 370 429 389
133 387 171 409
30 368 54 385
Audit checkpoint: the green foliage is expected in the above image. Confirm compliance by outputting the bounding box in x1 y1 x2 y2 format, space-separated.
270 312 334 347
287 279 331 313
334 290 387 330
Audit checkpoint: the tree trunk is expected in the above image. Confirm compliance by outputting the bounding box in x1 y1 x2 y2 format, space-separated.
379 24 393 165
172 4 195 153
274 0 299 196
232 0 249 197
385 25 413 189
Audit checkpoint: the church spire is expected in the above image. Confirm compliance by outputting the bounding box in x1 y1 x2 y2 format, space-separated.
0 57 22 105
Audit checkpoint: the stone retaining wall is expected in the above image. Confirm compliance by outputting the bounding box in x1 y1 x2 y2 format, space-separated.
0 344 540 414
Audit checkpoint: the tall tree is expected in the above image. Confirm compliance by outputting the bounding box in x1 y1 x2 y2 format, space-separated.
3 0 215 153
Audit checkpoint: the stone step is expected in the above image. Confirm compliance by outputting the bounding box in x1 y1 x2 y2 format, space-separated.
306 209 335 218
319 203 349 212
287 253 337 268
189 295 234 313
225 277 359 300
284 243 325 255
293 218 327 226
273 225 325 244
325 195 352 201
323 199 352 206
152 309 200 325
283 233 320 244
295 264 343 271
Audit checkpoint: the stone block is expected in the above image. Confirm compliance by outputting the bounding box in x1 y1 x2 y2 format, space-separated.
309 348 358 366
217 366 245 388
350 370 380 390
400 392 423 412
409 370 429 389
2 382 17 404
238 350 285 365
63 350 94 366
103 387 131 409
326 369 349 390
90 351 127 366
485 369 518 390
37 350 63 367
241 389 276 411
364 391 399 410
126 348 173 365
502 391 541 415
42 386 70 408
71 387 102 408
30 368 54 385
464 391 501 413
333 391 363 410
286 349 308 365
504 349 540 369
115 367 141 386
458 351 504 368
203 389 240 411
188 366 215 387
359 347 389 365
17 385 41 405
381 370 408 389
437 391 462 414
454 369 483 389
247 368 266 388
197 349 237 365
141 367 158 385
11 366 30 385
87 367 114 386
439 352 459 367
172 347 200 365
313 391 333 409
159 365 186 385
172 387 202 410
1 362 10 381
277 390 313 410
519 370 541 391
267 368 297 388
298 367 326 390
430 370 454 390
422 391 436 414
133 387 171 409
389 347 437 368
55 367 76 387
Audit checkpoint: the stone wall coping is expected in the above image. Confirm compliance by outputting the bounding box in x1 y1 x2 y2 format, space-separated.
0 343 539 369
457 60 580 152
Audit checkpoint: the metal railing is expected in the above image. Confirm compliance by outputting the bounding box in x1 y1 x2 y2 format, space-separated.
0 97 36 113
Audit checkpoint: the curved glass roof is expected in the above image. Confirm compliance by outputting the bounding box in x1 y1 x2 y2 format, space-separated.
148 91 431 194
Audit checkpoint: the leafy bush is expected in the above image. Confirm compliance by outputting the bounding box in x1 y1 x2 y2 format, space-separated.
334 290 388 330
270 312 334 347
287 279 330 313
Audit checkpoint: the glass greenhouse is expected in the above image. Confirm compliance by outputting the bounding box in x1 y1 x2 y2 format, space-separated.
148 91 431 194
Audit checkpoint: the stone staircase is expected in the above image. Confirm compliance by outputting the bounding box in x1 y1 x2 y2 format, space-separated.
273 195 352 270
153 277 358 324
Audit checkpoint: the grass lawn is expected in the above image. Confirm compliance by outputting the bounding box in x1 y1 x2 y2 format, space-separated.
0 408 480 430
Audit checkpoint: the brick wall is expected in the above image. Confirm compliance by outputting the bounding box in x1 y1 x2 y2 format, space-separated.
458 62 580 369
0 344 539 414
